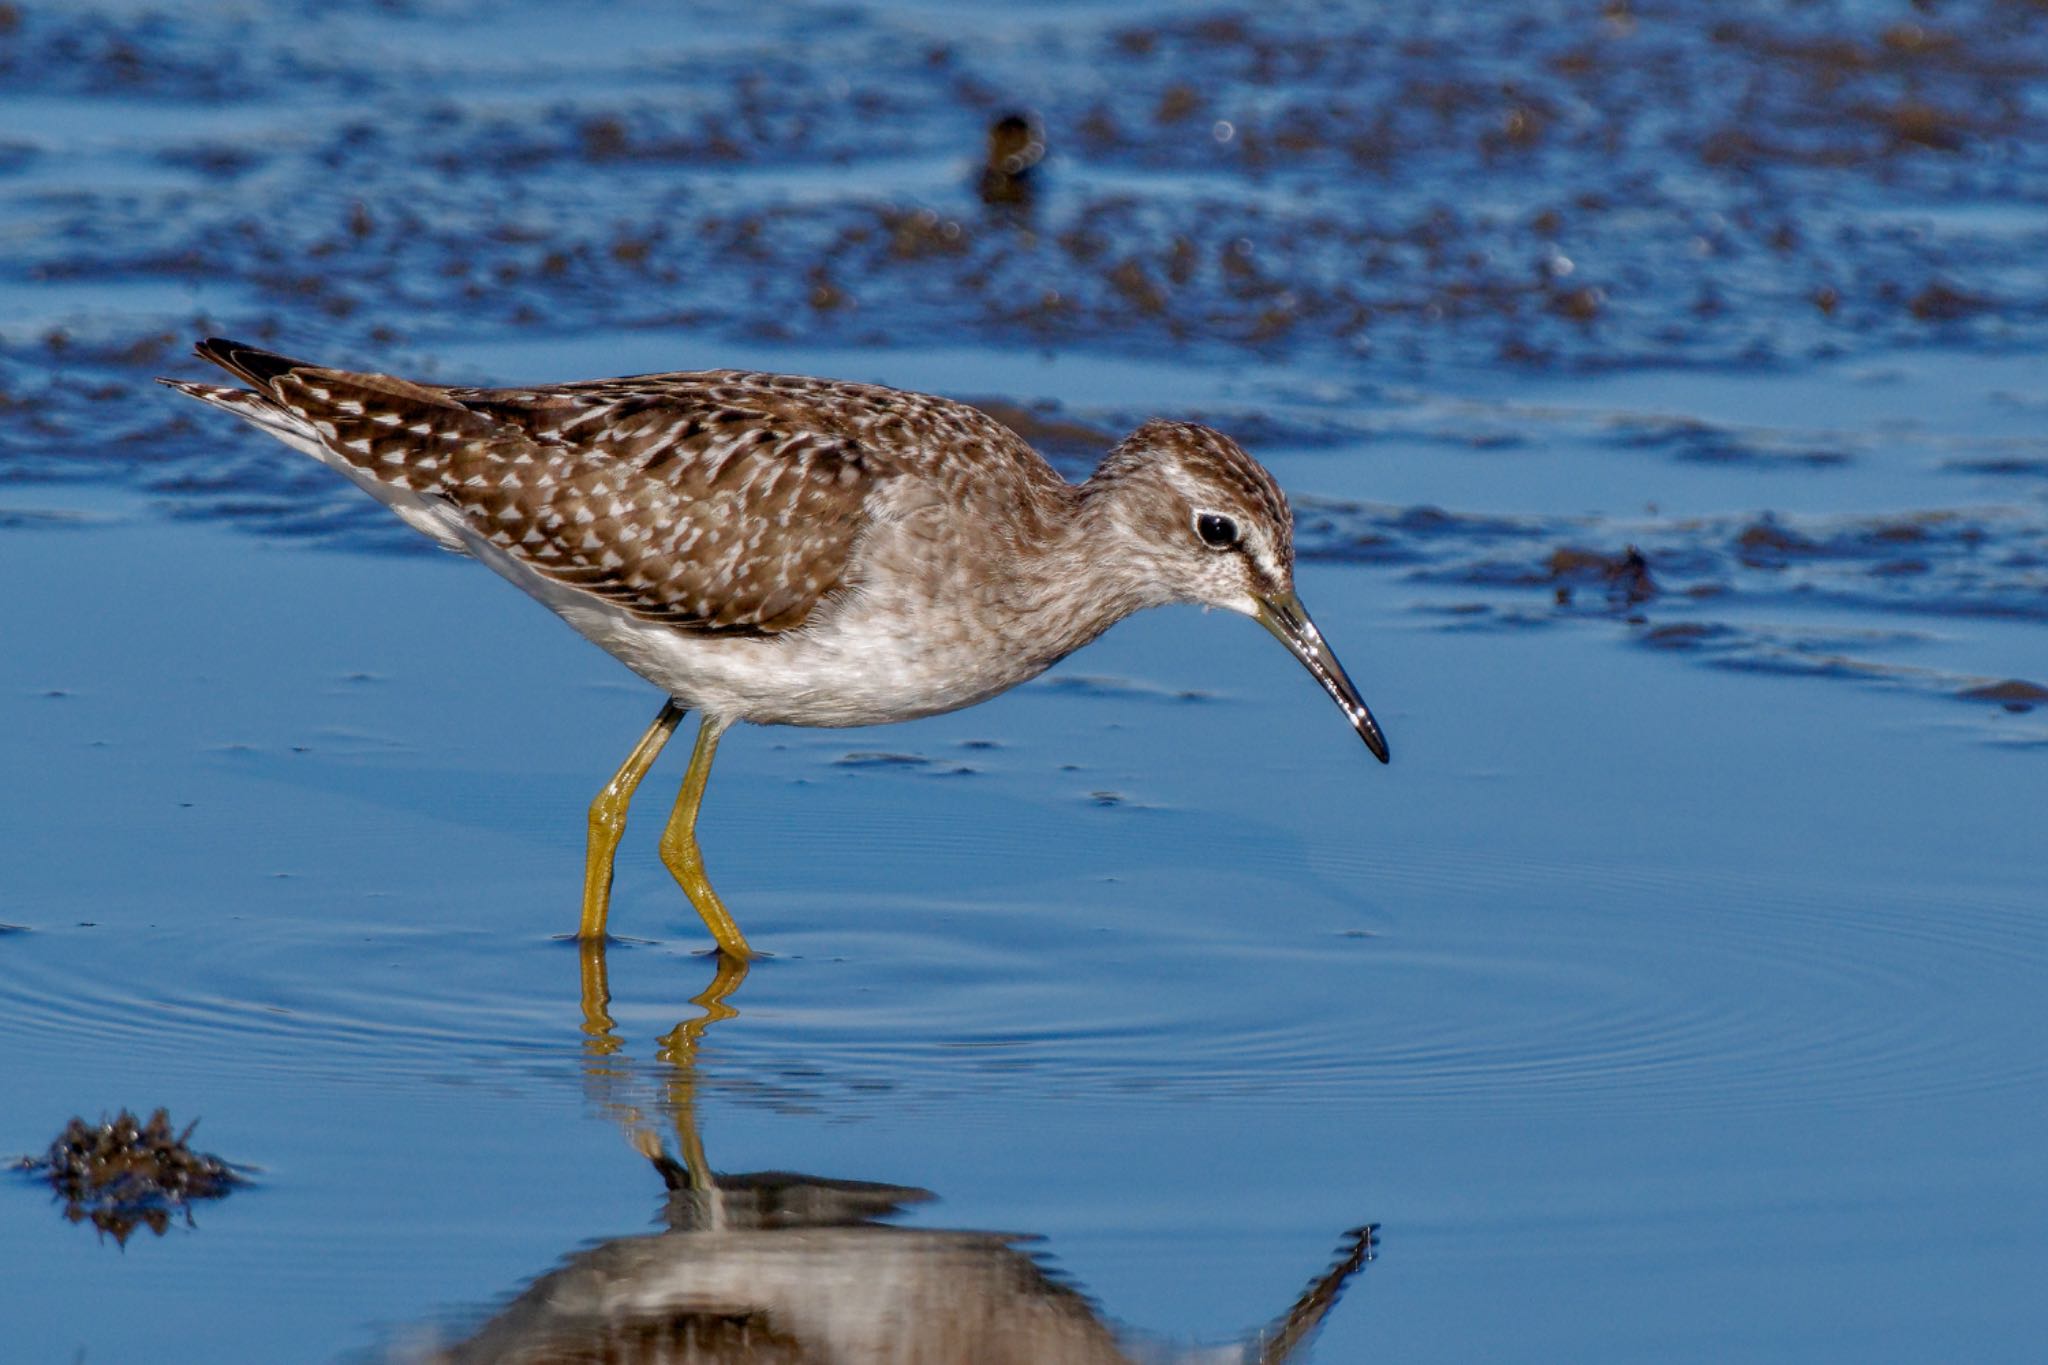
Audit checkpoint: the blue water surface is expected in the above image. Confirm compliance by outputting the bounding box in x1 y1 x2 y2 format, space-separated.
3 2 2046 1361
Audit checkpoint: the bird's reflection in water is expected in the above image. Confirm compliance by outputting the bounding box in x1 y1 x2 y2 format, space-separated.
398 944 1376 1364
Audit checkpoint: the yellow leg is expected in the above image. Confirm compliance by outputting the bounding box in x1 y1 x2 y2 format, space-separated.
658 715 753 959
578 700 685 941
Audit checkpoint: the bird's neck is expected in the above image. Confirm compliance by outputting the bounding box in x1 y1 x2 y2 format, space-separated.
1000 470 1179 664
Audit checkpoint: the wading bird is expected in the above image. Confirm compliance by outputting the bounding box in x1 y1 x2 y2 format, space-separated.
165 340 1388 958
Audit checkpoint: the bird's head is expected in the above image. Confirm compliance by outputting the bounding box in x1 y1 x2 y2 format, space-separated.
1087 419 1390 763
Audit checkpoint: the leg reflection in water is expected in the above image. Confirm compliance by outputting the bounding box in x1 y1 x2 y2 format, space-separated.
396 943 1378 1364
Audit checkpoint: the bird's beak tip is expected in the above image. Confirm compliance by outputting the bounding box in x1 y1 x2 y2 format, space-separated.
1256 590 1391 767
1358 718 1390 764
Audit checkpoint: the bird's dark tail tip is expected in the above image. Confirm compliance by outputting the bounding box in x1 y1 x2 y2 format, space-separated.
194 337 306 391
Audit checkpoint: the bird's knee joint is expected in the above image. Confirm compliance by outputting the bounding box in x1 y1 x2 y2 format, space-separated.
659 833 702 871
588 792 631 833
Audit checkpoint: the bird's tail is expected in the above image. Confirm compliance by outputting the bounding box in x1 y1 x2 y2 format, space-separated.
157 337 320 442
190 337 310 391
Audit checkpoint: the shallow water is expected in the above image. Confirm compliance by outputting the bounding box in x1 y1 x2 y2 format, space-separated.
4 2 2046 1361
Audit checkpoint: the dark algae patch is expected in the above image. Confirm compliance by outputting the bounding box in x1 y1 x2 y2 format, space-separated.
1547 545 1657 608
19 1108 246 1244
1305 500 2042 624
12 0 2048 400
1960 679 2048 713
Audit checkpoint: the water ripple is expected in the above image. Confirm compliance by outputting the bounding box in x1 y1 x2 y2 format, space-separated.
4 862 2039 1124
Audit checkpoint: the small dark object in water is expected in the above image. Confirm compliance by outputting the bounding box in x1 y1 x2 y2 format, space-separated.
1548 544 1656 607
979 112 1045 205
1909 280 1991 322
23 1108 244 1243
1548 285 1604 323
1735 517 1819 566
1958 679 2048 714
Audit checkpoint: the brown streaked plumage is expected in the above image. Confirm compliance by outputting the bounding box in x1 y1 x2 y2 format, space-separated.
161 338 1389 956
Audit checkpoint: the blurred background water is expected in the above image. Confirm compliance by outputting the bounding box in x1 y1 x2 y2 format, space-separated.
1 1 2044 1360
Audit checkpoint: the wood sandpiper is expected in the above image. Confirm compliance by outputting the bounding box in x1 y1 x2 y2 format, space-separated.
163 339 1389 959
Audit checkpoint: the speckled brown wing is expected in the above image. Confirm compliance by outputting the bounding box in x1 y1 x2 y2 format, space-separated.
202 345 881 635
443 368 1073 528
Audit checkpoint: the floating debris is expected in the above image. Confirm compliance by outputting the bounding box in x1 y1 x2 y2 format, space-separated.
1959 679 2048 713
1548 545 1657 608
19 1108 246 1243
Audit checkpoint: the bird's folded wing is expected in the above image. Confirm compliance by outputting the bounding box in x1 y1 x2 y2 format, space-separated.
266 365 875 634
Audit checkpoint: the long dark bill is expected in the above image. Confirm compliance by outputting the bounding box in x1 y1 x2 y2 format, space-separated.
1254 590 1391 764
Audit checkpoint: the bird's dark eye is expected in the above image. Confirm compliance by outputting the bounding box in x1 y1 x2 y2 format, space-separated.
1195 512 1240 549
